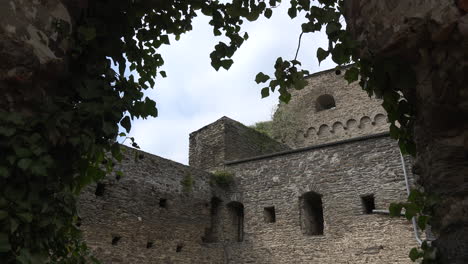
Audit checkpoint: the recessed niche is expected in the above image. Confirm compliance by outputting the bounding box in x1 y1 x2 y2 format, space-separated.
202 197 222 243
176 244 183 252
95 183 105 196
264 207 276 223
226 201 244 242
361 194 376 214
146 241 153 249
316 94 336 111
111 235 121 245
159 198 167 208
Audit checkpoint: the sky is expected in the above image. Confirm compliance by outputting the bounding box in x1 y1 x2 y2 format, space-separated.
124 5 335 165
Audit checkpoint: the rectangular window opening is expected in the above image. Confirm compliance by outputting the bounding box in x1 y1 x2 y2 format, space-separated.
264 206 276 223
301 192 324 236
361 194 376 214
159 198 167 208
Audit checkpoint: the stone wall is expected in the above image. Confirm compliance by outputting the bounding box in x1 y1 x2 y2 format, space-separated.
79 67 419 263
270 69 389 148
79 147 227 264
222 135 416 264
189 116 289 171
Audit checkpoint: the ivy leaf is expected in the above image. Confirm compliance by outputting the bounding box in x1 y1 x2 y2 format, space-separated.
255 72 270 84
219 59 234 70
160 35 170 45
316 48 329 64
331 44 348 64
279 92 292 103
78 26 96 41
389 123 399 139
0 126 15 136
344 67 359 83
14 147 32 158
294 78 308 90
261 87 270 98
408 189 423 204
409 248 422 261
160 71 167 78
0 210 7 220
389 203 403 217
325 22 341 35
18 159 32 171
0 233 11 252
264 8 273 19
288 7 297 18
404 203 419 220
120 116 131 133
0 167 9 178
417 215 428 230
10 218 19 233
17 212 33 223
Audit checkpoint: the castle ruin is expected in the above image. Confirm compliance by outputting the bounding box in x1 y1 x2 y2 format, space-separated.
79 68 417 263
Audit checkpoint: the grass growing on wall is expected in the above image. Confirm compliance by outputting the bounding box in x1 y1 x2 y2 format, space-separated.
181 172 194 192
211 171 234 189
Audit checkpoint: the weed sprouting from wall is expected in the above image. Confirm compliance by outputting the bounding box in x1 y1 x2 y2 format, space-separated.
181 172 194 192
211 171 234 189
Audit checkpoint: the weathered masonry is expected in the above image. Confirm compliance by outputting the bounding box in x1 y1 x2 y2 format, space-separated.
79 69 417 263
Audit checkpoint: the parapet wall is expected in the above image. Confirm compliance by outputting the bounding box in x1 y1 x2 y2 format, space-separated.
270 69 389 148
79 147 226 264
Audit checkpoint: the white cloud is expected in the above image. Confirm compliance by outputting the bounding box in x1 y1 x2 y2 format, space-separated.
126 6 336 165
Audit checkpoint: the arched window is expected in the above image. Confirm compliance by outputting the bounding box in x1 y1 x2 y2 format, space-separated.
226 201 244 242
316 94 336 111
300 191 324 235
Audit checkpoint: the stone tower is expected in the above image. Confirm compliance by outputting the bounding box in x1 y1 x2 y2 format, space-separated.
269 68 389 148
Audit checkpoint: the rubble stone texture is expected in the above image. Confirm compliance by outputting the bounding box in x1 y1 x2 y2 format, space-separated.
344 2 468 262
80 69 418 263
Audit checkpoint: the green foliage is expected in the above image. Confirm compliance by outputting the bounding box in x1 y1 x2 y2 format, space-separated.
249 121 274 137
211 171 235 189
181 173 194 192
389 189 440 263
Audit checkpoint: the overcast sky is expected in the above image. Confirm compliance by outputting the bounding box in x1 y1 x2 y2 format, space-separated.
124 5 335 165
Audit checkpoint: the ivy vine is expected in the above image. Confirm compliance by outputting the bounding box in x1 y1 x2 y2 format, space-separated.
1 0 428 263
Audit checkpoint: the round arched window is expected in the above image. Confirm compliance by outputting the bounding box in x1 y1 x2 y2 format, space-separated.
316 94 336 111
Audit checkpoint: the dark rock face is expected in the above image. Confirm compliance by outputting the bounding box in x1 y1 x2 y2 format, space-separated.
344 2 468 262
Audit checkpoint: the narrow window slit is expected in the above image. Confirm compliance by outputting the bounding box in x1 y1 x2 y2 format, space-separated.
264 206 276 223
95 183 105 196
